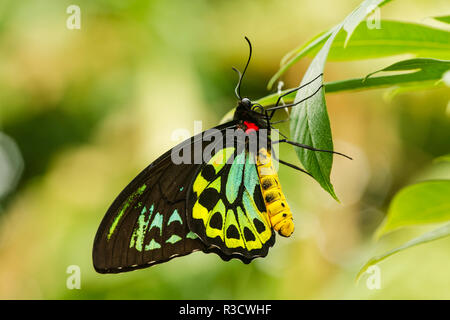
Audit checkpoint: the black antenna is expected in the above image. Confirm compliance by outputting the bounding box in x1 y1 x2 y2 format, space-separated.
232 36 252 100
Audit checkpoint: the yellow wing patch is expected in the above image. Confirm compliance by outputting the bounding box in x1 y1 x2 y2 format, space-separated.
189 148 275 257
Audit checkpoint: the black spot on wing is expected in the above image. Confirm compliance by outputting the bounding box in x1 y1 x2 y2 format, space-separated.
253 188 266 213
243 227 256 242
210 212 223 230
226 225 240 239
201 164 216 182
198 188 220 211
253 218 266 234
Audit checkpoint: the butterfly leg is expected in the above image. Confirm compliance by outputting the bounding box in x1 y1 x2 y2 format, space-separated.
272 139 353 160
270 118 290 125
268 74 324 119
270 151 313 177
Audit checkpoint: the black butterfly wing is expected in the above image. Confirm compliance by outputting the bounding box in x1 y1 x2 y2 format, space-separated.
93 122 237 273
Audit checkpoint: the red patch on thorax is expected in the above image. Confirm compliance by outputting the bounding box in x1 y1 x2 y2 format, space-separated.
244 121 259 134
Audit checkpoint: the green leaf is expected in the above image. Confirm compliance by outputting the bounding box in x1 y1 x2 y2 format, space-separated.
268 30 333 90
289 31 339 200
219 108 235 124
291 85 337 199
434 154 450 164
376 180 450 238
433 15 450 24
341 0 394 44
280 31 331 67
320 21 450 61
330 58 450 92
257 58 450 106
365 58 450 79
268 0 391 89
356 222 450 282
287 0 393 200
269 19 449 87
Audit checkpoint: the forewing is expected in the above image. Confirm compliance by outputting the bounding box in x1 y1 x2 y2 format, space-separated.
93 122 237 273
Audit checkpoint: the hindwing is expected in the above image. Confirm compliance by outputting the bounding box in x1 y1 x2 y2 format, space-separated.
187 135 275 261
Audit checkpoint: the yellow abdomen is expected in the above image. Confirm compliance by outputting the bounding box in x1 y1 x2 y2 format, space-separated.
256 148 294 237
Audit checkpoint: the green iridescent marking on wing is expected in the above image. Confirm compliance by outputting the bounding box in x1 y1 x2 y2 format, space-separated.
241 154 271 247
226 151 246 203
210 147 235 174
129 204 154 251
179 187 184 191
244 154 258 196
189 148 275 257
145 239 161 251
149 212 163 235
205 199 226 240
168 209 183 226
236 206 262 250
242 190 272 243
186 231 199 239
166 234 182 244
224 208 245 249
108 184 147 240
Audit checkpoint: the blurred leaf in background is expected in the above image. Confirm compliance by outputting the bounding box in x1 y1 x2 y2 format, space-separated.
376 180 450 238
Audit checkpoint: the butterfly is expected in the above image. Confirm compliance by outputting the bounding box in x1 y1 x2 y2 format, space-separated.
93 37 349 273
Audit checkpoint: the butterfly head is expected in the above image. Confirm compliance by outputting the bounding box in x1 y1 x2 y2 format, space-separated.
234 98 269 130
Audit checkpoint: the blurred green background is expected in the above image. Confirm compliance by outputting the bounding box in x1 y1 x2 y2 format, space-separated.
0 0 449 299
